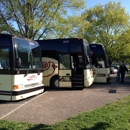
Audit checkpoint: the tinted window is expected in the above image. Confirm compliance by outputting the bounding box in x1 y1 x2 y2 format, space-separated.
0 35 11 46
13 38 30 68
0 48 10 69
70 41 82 52
84 42 91 69
30 41 42 68
89 44 108 67
89 44 104 55
42 50 58 60
59 54 70 69
38 41 69 52
89 44 106 60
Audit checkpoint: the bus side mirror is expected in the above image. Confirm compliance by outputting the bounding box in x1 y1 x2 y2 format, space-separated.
16 58 21 68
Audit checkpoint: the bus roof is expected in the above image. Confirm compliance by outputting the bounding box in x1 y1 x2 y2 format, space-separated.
0 33 37 43
37 38 88 45
0 33 14 37
89 43 103 46
37 38 86 42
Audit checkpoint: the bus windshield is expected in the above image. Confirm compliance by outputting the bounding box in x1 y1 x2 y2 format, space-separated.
30 40 42 68
14 38 42 69
89 43 109 67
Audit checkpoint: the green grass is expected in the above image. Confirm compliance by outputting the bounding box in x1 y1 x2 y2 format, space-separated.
126 75 130 78
125 73 130 78
0 96 130 130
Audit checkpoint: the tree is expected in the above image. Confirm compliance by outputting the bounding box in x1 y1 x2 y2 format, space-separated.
81 2 130 61
0 0 85 39
0 16 8 33
66 14 90 38
116 28 130 62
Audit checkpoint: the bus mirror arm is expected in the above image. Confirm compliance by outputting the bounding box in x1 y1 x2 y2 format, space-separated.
37 70 40 75
24 62 31 77
15 57 21 74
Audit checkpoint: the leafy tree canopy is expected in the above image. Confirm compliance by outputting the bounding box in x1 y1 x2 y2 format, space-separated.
0 0 85 39
81 2 130 62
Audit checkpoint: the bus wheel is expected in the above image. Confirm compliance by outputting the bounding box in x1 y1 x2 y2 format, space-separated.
50 76 59 88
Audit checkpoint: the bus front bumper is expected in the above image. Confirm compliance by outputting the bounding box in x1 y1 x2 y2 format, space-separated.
84 76 94 87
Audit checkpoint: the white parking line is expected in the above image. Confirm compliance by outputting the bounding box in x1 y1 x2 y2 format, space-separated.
0 103 26 120
0 92 46 120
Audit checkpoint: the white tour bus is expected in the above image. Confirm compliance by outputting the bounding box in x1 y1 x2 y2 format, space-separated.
36 38 94 88
89 43 111 83
0 34 44 101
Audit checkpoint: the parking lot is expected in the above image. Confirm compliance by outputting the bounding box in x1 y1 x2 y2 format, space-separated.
0 74 130 125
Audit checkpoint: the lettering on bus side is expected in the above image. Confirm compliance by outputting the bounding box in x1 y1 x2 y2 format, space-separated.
27 75 37 81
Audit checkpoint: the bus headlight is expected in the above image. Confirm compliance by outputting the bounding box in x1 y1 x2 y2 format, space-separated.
13 84 23 90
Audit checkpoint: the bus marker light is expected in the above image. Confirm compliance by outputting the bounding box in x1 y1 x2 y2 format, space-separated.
13 85 18 90
13 84 23 90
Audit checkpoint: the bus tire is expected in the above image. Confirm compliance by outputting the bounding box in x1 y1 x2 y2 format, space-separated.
50 76 59 88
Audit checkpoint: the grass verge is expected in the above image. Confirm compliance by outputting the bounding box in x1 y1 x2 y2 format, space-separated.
126 75 130 78
0 95 130 130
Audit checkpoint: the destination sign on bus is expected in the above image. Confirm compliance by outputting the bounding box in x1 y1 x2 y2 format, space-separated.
63 40 69 43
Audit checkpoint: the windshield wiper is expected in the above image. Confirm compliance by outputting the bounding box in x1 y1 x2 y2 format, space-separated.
24 62 31 77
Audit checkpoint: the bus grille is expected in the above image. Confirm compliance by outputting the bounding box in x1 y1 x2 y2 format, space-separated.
24 83 39 88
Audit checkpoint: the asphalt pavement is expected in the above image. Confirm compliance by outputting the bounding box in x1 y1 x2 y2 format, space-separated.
0 74 130 125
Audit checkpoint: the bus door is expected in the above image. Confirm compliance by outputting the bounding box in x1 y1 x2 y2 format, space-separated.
0 48 12 101
0 73 12 100
93 61 108 83
71 53 84 88
58 54 72 88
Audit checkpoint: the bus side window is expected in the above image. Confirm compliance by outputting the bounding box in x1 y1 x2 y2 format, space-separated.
59 54 70 69
0 48 10 69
